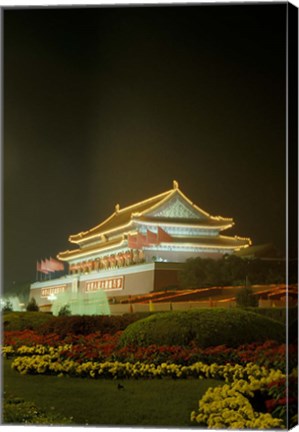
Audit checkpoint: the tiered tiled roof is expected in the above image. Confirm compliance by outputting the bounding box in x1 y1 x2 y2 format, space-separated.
68 183 233 245
57 181 251 262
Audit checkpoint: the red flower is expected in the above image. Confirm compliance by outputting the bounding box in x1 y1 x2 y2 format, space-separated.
265 399 278 411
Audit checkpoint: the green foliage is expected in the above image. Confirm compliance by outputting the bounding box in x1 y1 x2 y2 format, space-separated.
2 299 13 312
3 394 72 425
58 304 71 316
39 312 153 337
26 297 39 312
264 369 298 428
3 312 55 331
118 309 286 349
245 307 297 324
2 311 151 335
235 284 258 307
179 255 286 289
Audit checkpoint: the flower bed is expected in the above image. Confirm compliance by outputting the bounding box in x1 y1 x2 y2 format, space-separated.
10 353 284 381
2 330 295 371
9 351 293 429
2 330 297 429
191 380 283 429
191 368 298 429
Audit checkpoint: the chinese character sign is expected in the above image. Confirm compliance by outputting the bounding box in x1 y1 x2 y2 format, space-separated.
85 277 124 293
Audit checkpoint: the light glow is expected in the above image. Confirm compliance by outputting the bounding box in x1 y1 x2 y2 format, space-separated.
57 183 251 266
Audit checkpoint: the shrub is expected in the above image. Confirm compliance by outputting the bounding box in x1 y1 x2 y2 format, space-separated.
2 300 13 312
26 298 39 312
39 312 152 337
58 305 71 316
246 307 287 324
2 312 55 331
2 311 151 335
118 308 286 348
235 284 258 307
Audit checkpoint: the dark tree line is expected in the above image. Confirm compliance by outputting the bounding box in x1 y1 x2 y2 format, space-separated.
179 255 286 289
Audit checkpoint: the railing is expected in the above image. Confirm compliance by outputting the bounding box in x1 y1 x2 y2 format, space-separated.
109 299 236 315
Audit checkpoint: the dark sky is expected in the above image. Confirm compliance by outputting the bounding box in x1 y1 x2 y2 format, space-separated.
3 3 287 288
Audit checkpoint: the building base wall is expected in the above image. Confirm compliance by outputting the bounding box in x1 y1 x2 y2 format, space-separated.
30 262 183 310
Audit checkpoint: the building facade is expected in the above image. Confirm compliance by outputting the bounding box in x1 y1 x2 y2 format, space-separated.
30 181 251 311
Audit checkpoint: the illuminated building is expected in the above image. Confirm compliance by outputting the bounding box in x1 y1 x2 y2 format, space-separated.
30 181 251 310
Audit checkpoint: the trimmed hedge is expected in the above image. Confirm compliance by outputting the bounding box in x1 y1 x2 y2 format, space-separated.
245 307 297 324
2 312 55 332
39 313 152 337
2 312 153 336
117 308 286 348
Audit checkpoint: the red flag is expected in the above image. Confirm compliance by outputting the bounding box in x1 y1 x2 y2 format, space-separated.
157 227 173 243
40 260 49 274
45 258 56 272
36 261 41 272
49 257 64 271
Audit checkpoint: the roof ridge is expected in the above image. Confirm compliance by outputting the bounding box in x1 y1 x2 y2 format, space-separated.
139 187 212 220
69 188 174 244
69 212 117 243
132 189 176 217
118 188 173 214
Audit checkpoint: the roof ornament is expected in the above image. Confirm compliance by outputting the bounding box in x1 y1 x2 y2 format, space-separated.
173 180 179 190
115 203 120 213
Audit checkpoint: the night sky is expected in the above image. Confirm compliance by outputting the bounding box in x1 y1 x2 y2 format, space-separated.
3 3 287 288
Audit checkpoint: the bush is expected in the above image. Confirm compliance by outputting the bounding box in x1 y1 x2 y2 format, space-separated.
2 311 151 335
118 308 286 349
246 307 297 324
236 285 258 307
26 298 39 312
58 304 71 316
2 312 55 331
39 312 153 337
2 300 13 312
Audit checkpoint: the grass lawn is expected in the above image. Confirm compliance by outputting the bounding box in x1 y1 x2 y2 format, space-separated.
3 359 222 427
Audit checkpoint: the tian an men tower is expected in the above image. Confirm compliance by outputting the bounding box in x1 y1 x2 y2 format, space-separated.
30 181 251 310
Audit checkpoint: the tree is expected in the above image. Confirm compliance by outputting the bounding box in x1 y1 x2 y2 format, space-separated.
221 255 246 285
235 283 258 307
2 300 13 312
58 304 71 316
26 297 39 312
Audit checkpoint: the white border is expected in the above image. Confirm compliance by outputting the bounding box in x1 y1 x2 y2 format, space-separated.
0 0 288 6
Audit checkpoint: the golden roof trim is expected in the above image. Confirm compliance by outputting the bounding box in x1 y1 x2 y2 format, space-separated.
67 182 236 245
58 237 126 261
69 188 174 244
